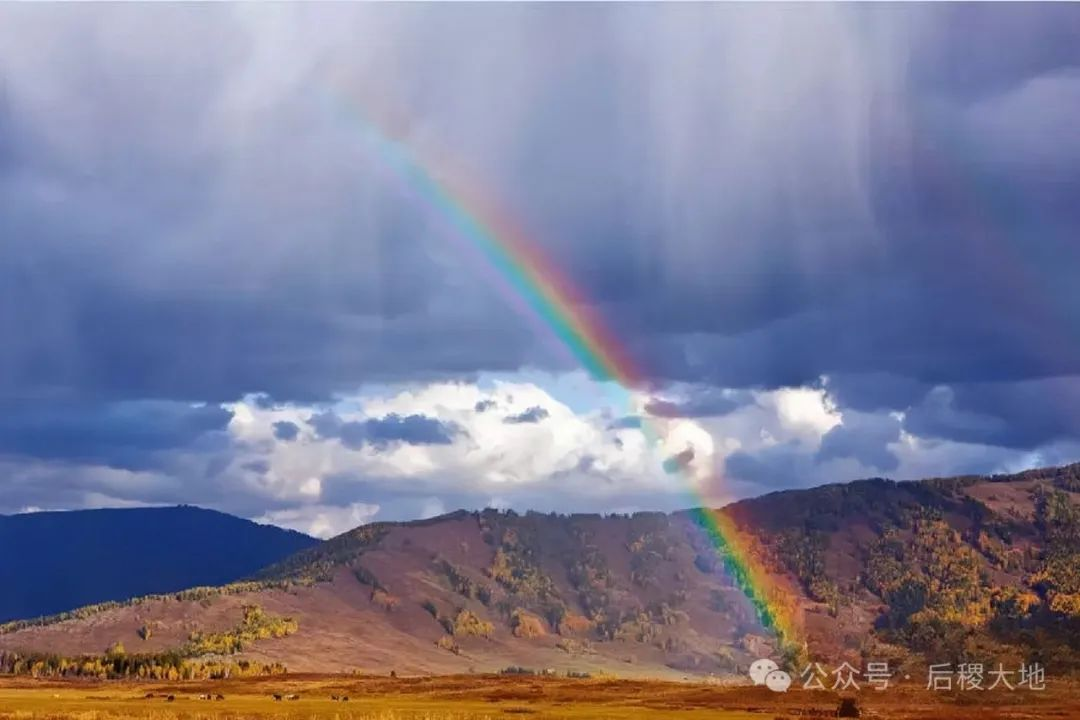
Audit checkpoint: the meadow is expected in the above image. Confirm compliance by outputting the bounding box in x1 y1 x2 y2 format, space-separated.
1 674 1078 720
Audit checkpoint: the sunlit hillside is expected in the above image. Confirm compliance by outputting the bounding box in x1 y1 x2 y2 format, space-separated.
2 465 1078 680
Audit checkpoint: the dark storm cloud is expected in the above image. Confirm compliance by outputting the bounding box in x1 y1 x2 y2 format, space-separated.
0 3 1076 515
474 399 497 413
0 400 232 471
0 4 1075 409
272 421 300 441
356 415 459 448
253 395 279 410
503 406 549 424
904 5 1080 100
241 459 270 475
309 411 459 449
816 413 902 472
825 374 930 414
724 444 807 490
307 411 343 439
903 378 1080 449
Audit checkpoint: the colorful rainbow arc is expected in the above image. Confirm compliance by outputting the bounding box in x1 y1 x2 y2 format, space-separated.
339 100 801 650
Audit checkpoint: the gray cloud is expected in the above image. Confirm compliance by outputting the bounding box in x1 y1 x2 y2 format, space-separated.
724 443 808 490
0 400 232 471
0 5 1077 518
816 412 902 472
502 406 549 424
662 447 695 475
241 459 271 475
0 5 1075 407
903 377 1080 449
645 390 748 419
272 421 300 441
825 374 930 414
310 411 459 449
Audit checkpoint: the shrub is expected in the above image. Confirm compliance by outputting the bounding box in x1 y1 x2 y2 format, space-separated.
555 638 594 655
510 609 546 638
865 520 987 637
499 665 535 675
354 565 383 590
185 605 297 656
557 612 593 636
451 609 494 638
371 588 400 612
0 580 306 637
0 649 288 680
543 602 566 629
435 635 460 654
485 525 559 603
1049 592 1080 617
439 560 478 599
613 611 662 644
1032 489 1080 598
694 553 718 574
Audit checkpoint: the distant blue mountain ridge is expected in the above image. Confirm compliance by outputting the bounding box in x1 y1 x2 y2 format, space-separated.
0 505 319 623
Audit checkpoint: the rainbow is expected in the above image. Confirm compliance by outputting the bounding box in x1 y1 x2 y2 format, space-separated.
342 103 801 651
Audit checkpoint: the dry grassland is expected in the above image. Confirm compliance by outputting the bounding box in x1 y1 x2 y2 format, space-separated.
0 674 1077 720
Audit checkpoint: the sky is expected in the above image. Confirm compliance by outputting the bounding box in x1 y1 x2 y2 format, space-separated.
1 4 1079 538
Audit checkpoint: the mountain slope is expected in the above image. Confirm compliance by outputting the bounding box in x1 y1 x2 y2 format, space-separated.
2 465 1079 678
0 506 318 623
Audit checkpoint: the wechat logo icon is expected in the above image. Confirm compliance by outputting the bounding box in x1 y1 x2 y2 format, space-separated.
749 658 792 693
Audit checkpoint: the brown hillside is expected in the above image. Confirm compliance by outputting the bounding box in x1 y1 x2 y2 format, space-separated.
3 464 1080 677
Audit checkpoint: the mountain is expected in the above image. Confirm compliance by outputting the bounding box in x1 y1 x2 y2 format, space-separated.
0 506 318 623
2 465 1079 679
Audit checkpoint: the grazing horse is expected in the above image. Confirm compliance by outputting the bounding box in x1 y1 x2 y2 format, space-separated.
215 694 225 701
340 696 349 702
286 693 300 700
272 694 283 701
166 695 175 702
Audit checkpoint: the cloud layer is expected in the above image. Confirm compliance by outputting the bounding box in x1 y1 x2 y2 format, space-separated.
0 5 1078 534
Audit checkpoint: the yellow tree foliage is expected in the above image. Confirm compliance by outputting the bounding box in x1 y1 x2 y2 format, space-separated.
510 609 547 638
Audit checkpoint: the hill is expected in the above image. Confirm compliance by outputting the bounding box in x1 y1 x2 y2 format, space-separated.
0 506 318 623
2 465 1079 679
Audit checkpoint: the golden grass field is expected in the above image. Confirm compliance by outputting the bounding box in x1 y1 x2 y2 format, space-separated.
1 674 1078 720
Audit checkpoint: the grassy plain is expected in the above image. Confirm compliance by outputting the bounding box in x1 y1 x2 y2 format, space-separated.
0 674 1077 720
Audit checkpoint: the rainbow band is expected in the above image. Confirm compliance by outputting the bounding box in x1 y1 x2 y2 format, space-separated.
690 508 798 644
346 104 800 650
357 121 637 383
